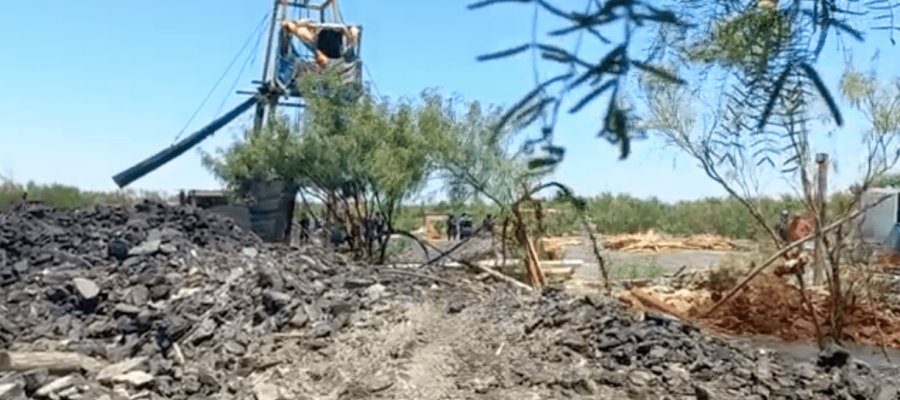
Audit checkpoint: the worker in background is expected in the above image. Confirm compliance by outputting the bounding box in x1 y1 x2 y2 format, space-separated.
458 213 474 240
483 214 500 260
363 214 374 246
482 214 495 237
330 221 347 249
373 212 386 247
298 212 311 244
310 213 320 234
14 192 28 210
776 210 790 242
447 213 458 241
363 212 384 247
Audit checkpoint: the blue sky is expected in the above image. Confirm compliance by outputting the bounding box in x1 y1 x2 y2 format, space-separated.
0 1 896 202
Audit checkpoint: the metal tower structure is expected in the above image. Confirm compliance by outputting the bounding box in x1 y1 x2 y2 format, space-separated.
112 0 362 189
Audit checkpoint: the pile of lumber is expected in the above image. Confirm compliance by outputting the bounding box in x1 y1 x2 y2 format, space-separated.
604 230 735 252
539 237 583 260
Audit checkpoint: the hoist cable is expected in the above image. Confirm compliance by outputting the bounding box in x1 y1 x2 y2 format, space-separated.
171 12 270 144
213 20 267 118
364 63 381 98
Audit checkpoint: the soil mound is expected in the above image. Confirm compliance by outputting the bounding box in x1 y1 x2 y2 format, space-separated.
630 273 900 348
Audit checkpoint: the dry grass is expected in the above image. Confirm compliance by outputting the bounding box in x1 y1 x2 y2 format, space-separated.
0 181 167 210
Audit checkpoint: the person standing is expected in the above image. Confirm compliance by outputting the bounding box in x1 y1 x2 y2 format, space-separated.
330 221 347 248
482 214 500 260
373 212 386 247
458 213 474 240
298 212 311 244
482 214 495 237
447 213 458 241
776 210 790 242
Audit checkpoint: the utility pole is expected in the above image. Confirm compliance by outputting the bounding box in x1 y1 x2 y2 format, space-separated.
813 153 828 285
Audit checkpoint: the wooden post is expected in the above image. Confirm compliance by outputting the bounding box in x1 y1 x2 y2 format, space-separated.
0 351 105 373
813 153 828 285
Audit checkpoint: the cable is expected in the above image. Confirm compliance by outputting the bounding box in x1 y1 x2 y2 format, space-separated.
334 1 345 24
364 63 381 98
213 19 267 118
171 12 270 144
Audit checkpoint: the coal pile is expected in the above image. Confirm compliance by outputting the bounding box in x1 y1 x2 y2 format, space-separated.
0 201 433 400
3 201 900 400
514 288 900 399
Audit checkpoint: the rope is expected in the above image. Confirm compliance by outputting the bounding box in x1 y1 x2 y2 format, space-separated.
213 19 267 118
364 63 381 98
171 12 271 144
334 0 345 24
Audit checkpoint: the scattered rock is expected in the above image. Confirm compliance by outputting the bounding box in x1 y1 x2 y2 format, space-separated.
628 370 652 386
128 240 161 257
33 375 78 398
0 382 24 400
110 371 153 388
2 201 899 400
71 278 99 301
96 357 147 384
241 248 259 258
693 384 716 400
818 343 851 368
252 382 283 400
793 362 818 380
875 384 898 400
107 239 129 261
159 244 177 255
20 369 48 395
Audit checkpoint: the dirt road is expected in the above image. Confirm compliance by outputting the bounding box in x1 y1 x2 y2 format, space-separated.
564 240 753 282
392 234 753 283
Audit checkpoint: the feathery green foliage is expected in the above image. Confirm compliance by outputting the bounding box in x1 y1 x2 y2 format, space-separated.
836 66 900 190
200 116 300 188
471 0 893 168
201 70 441 217
425 95 538 209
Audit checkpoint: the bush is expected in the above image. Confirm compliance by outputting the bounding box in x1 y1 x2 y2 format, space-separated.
391 193 812 240
1 181 829 240
0 181 166 211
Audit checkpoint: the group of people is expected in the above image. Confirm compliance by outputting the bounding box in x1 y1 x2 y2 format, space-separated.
446 213 495 241
297 209 498 247
296 211 387 249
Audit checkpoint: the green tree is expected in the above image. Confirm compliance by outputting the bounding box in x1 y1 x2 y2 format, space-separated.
638 58 900 344
470 0 894 165
425 96 536 209
200 115 301 188
203 70 443 262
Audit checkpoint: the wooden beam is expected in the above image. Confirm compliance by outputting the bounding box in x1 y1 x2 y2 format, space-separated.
0 351 105 374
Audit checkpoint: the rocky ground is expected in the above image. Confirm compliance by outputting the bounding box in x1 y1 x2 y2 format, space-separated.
2 201 900 399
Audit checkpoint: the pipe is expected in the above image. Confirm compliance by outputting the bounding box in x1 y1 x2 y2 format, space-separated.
112 96 259 188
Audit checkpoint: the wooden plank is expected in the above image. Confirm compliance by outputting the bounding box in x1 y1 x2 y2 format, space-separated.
0 352 105 374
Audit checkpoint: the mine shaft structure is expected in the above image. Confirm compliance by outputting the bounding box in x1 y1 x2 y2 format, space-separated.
111 0 363 189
